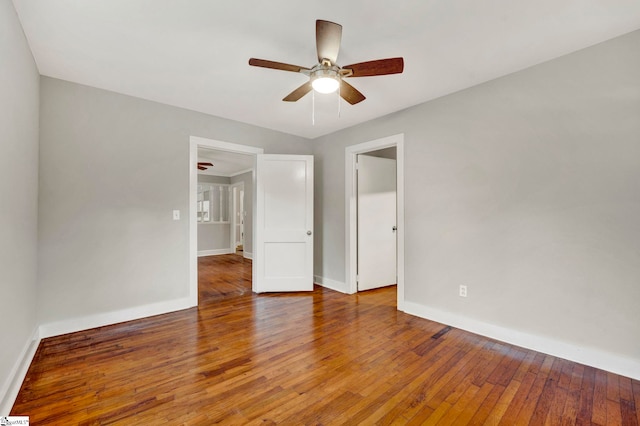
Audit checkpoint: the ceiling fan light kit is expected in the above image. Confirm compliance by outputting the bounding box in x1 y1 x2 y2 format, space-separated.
311 77 339 94
249 19 404 108
311 68 340 94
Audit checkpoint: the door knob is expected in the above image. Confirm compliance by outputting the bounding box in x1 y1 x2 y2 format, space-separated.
392 226 397 232
307 230 312 235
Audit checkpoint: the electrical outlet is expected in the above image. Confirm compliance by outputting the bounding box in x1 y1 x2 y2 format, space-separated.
459 285 467 297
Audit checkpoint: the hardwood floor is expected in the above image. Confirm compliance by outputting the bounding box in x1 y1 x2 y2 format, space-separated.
198 252 253 302
12 254 640 425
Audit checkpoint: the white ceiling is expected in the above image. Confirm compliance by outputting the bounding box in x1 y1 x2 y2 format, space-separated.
197 148 254 177
12 1 640 139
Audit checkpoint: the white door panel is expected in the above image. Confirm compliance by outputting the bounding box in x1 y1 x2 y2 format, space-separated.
358 155 397 291
255 155 313 292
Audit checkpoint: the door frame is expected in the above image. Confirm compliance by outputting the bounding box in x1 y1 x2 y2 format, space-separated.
345 134 405 310
189 136 263 306
230 181 245 251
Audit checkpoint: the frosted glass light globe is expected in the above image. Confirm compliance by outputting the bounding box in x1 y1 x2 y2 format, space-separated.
312 77 339 94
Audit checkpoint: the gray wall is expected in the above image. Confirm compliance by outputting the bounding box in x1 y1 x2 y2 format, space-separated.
313 30 640 368
197 175 231 252
198 174 230 184
38 77 311 325
230 171 253 256
198 223 230 252
0 1 40 409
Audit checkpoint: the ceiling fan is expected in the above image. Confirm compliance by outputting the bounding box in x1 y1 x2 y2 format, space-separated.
249 20 404 105
197 162 213 171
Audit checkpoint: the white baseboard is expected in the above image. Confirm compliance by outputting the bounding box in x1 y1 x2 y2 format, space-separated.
0 327 40 415
403 301 640 381
314 275 348 293
2 297 194 412
198 248 233 257
39 297 194 339
243 251 253 260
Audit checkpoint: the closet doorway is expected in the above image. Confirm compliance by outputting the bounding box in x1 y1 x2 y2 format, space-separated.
345 134 405 310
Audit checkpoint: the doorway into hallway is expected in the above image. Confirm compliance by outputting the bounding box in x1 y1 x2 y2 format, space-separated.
199 253 252 303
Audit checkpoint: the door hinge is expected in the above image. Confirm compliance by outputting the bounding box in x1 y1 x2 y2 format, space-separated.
356 274 359 282
355 161 359 171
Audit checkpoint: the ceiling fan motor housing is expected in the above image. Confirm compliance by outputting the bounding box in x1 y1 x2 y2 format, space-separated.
311 63 340 80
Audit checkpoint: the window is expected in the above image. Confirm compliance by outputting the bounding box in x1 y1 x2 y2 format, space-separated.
197 184 230 223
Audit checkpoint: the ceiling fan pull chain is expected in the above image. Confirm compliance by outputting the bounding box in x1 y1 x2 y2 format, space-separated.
338 82 341 118
312 89 316 125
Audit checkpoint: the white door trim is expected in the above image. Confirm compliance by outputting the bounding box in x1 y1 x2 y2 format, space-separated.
345 134 405 311
189 136 263 306
230 181 245 251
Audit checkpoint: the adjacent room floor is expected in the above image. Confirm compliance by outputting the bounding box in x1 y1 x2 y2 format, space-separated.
11 254 640 424
198 252 253 302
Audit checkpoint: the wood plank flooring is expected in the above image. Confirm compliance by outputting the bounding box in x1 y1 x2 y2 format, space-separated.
12 254 640 425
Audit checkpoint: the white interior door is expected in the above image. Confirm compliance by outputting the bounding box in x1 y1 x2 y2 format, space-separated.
357 154 397 291
254 154 313 292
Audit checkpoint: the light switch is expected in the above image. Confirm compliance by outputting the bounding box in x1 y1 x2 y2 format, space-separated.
173 210 180 220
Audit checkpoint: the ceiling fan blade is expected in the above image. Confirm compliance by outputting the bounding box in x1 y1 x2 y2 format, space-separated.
198 162 213 167
283 81 313 102
248 58 310 73
198 166 207 170
316 20 342 64
343 57 404 77
339 80 366 105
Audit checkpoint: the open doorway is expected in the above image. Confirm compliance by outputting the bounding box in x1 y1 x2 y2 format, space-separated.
189 136 263 306
345 134 405 310
196 147 253 257
195 147 254 303
357 148 397 292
